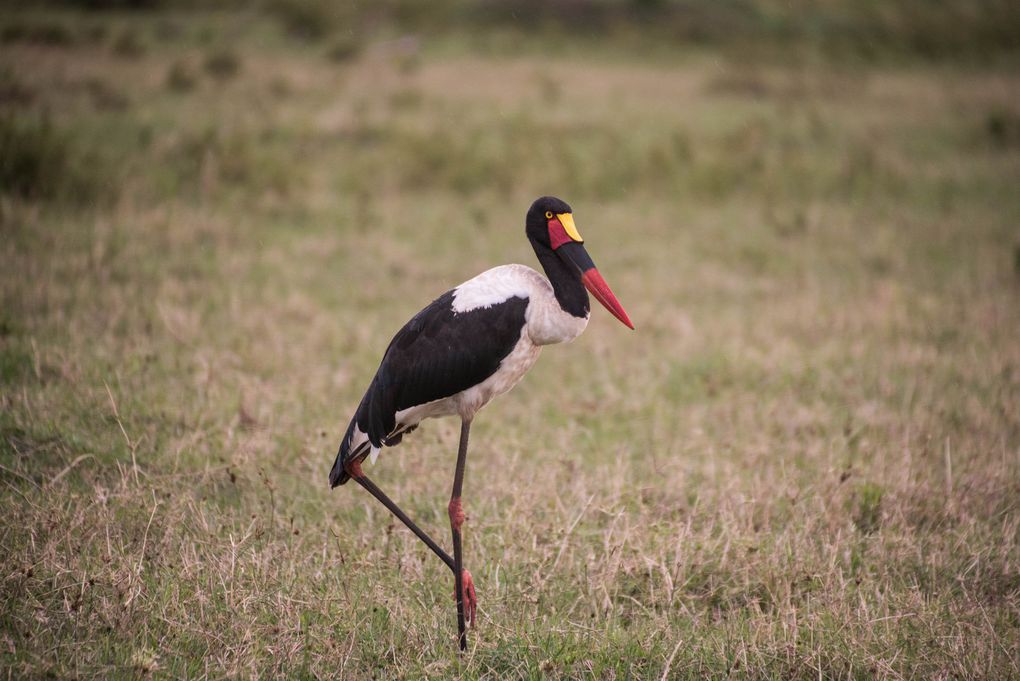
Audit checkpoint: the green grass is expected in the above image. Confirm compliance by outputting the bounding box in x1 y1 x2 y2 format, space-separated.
1 5 1019 679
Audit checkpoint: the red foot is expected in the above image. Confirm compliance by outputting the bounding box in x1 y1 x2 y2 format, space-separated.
456 569 477 626
448 497 466 532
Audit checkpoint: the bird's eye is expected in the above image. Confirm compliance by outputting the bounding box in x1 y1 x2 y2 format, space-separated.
545 211 554 219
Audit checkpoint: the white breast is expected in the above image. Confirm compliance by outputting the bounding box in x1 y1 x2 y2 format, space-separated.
524 278 589 346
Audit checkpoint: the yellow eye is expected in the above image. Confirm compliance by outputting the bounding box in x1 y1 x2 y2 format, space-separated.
545 211 554 219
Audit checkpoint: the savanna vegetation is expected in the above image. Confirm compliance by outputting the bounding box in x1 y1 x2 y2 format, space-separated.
1 1 1019 678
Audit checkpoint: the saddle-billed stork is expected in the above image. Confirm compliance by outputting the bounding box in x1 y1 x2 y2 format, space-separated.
329 196 633 650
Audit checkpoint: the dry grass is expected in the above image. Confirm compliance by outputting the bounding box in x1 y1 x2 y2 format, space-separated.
2 7 1019 680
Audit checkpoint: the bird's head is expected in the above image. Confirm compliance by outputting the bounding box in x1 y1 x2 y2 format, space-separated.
526 196 634 329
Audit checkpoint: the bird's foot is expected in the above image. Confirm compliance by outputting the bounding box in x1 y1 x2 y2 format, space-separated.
456 569 477 626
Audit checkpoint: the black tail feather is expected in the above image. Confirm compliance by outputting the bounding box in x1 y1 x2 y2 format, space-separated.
329 419 357 488
329 374 394 488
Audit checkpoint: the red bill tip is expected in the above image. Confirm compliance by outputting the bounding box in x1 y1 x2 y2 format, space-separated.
581 268 634 330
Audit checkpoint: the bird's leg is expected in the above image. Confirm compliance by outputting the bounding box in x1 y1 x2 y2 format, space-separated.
449 418 476 651
346 458 455 573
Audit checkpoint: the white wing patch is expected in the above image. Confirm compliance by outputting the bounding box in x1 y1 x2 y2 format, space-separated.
451 265 534 313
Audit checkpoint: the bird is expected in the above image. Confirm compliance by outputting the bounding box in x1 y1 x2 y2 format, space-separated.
328 196 633 651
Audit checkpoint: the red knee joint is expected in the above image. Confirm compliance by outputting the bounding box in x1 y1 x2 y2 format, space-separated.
345 458 364 479
448 497 466 532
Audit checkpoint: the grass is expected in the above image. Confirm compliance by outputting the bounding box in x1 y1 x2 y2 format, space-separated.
1 5 1019 679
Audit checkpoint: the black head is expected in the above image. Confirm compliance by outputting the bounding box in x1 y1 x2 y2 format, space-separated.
523 195 634 329
525 196 574 248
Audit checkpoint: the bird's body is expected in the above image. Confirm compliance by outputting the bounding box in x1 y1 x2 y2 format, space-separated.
329 264 589 486
328 197 632 650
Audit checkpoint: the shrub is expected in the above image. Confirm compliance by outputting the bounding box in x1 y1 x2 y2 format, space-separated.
0 67 35 107
0 115 110 205
203 49 241 80
0 21 75 47
111 28 146 57
268 0 352 40
165 60 198 92
326 36 362 63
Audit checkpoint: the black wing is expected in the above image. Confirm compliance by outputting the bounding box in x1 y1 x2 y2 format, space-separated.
330 290 529 486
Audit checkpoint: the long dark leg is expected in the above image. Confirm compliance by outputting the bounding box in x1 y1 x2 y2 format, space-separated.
448 418 475 651
346 459 455 573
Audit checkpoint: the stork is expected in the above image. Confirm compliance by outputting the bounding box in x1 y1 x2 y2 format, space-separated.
329 196 633 650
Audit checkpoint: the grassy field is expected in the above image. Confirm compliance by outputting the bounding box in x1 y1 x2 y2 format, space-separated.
2 4 1019 679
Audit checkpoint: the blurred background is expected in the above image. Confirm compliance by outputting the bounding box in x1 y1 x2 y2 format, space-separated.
2 0 1019 678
